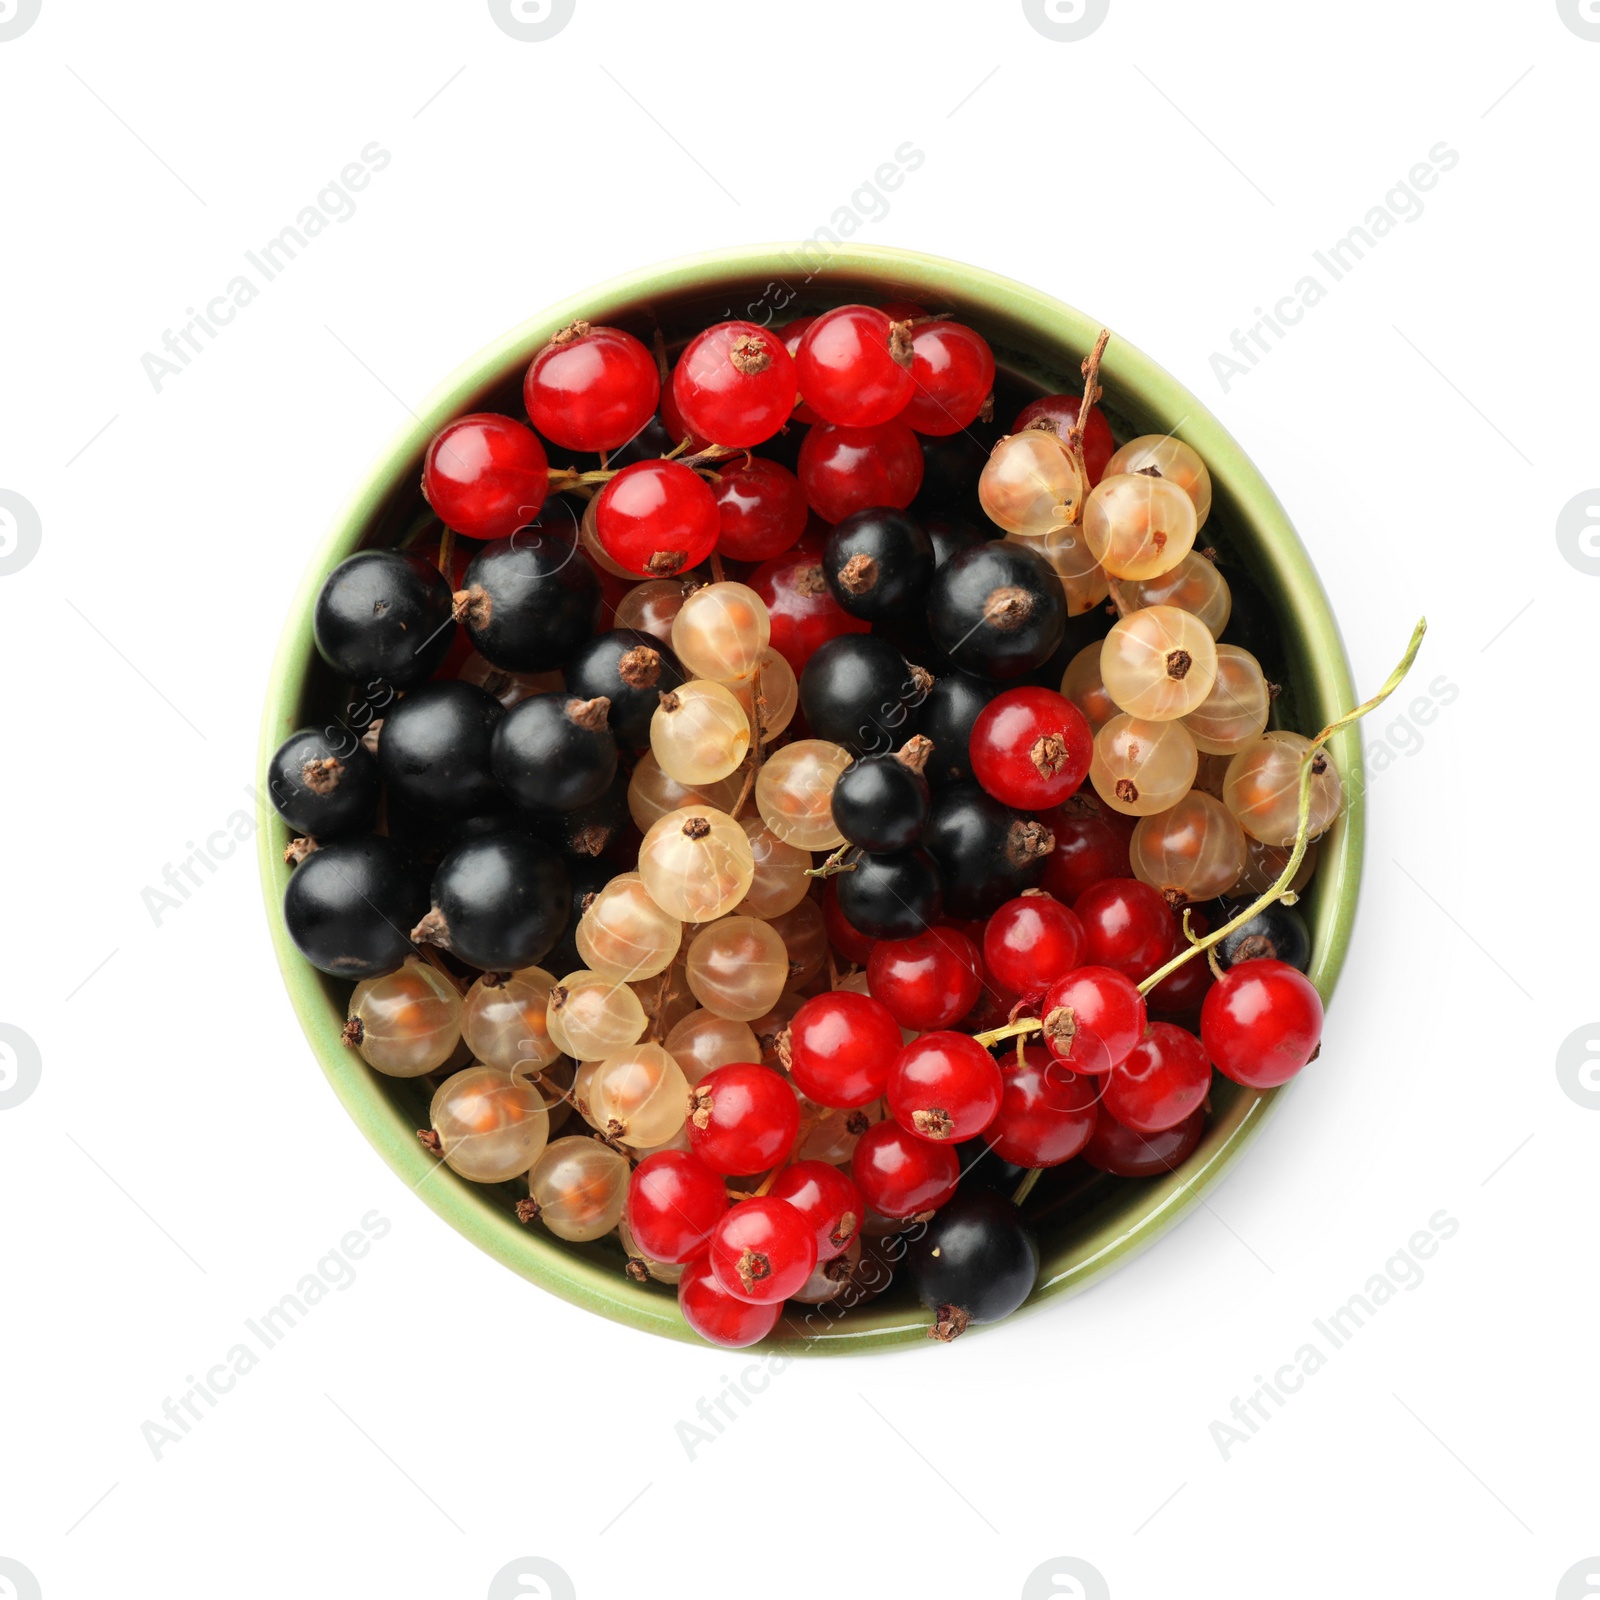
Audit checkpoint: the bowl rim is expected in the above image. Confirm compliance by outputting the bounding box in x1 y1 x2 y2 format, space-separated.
257 241 1365 1353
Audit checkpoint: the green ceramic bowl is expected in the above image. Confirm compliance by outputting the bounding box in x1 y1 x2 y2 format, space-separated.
258 243 1363 1353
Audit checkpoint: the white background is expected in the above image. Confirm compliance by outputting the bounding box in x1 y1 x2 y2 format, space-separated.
2 2 1596 1597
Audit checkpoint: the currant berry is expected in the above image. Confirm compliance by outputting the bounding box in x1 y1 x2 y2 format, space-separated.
978 430 1086 537
455 534 602 672
983 893 1086 996
672 321 797 447
575 872 682 982
546 969 647 1060
613 576 693 643
903 320 995 436
462 965 562 1075
850 1119 960 1219
268 727 381 839
1104 1022 1211 1132
650 680 750 785
798 635 928 758
1223 733 1342 846
562 629 687 750
905 1188 1037 1339
1040 964 1147 1073
684 915 789 1022
798 419 924 523
831 737 934 852
585 1043 690 1147
1100 605 1219 723
970 686 1093 810
1060 640 1120 734
1201 959 1323 1088
625 750 742 833
767 1161 863 1262
712 457 809 562
822 508 935 620
1183 644 1270 756
888 1031 1002 1143
1216 903 1310 972
678 1251 782 1346
775 315 819 421
523 322 659 453
923 782 1054 918
927 540 1066 680
1040 800 1132 902
754 739 852 850
283 836 431 978
768 895 827 985
1019 523 1110 617
637 805 754 923
835 846 944 939
917 670 998 786
525 1136 631 1241
1073 877 1178 981
1083 473 1198 581
820 878 879 967
783 991 903 1108
1103 434 1213 526
1082 1103 1205 1176
748 549 870 674
670 581 771 683
730 817 809 921
1011 394 1116 484
985 1042 1100 1167
429 1064 550 1183
594 460 720 579
626 1150 729 1263
423 413 549 541
664 1010 761 1085
795 304 915 427
686 1062 801 1176
346 957 464 1077
1234 834 1319 899
1089 713 1199 816
1129 792 1247 905
1111 550 1231 638
867 928 983 1032
707 1196 815 1304
313 551 456 688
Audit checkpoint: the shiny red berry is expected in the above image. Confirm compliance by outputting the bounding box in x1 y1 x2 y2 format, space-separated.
784 991 902 1109
1040 803 1134 902
795 304 915 427
678 1251 782 1346
594 459 719 578
686 1063 801 1176
625 1150 729 1264
902 320 996 436
659 366 712 452
983 893 1086 997
1011 394 1116 485
749 549 869 673
1145 907 1214 1018
524 323 659 453
672 320 797 448
971 687 1093 810
798 420 924 524
887 1031 1003 1143
1040 965 1147 1074
767 1160 863 1262
867 927 983 1032
1082 1103 1205 1176
1200 959 1324 1089
1073 877 1179 982
851 1119 960 1218
1103 1022 1211 1132
422 414 549 541
776 317 819 423
708 1196 817 1304
986 1042 1100 1167
712 457 808 562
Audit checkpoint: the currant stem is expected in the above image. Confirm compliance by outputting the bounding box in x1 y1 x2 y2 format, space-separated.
1011 1168 1043 1206
1067 327 1111 524
804 843 859 879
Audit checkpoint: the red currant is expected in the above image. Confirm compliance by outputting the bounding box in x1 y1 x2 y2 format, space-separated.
1200 959 1323 1089
678 1251 782 1346
422 414 549 541
1011 394 1116 485
784 991 902 1109
776 317 819 423
851 1119 960 1218
887 1031 1002 1143
983 893 1086 997
712 457 808 562
708 1196 817 1303
902 321 996 436
822 878 879 968
987 1042 1100 1167
1040 802 1134 902
1073 877 1179 982
1145 906 1214 1018
749 549 869 673
659 366 712 452
523 323 659 453
594 459 719 578
1040 965 1146 1074
625 1150 728 1263
1082 1104 1205 1176
767 1160 863 1261
1103 1022 1211 1132
795 304 915 427
686 1063 801 1175
672 321 797 448
970 687 1093 810
866 927 983 1032
797 420 924 524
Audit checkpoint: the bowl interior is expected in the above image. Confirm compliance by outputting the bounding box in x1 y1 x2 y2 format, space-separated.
258 244 1364 1352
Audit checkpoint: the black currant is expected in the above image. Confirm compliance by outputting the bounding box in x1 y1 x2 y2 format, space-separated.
830 737 933 853
412 828 570 971
918 670 999 787
926 541 1066 680
562 628 687 750
375 680 504 822
925 514 987 569
834 847 943 940
313 550 456 688
455 532 601 672
797 634 929 757
914 431 988 521
491 692 618 814
1217 903 1310 972
954 1139 1029 1194
267 727 380 839
821 508 935 621
922 782 1053 917
282 836 430 978
531 767 633 862
904 1187 1039 1340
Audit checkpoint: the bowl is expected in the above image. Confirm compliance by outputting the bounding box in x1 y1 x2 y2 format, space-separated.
257 243 1364 1352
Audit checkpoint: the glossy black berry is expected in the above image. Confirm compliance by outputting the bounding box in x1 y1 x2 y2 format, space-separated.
834 847 943 940
282 836 430 978
905 1187 1038 1339
1217 903 1310 973
456 533 602 672
922 781 1053 917
313 550 456 688
532 768 633 862
376 680 504 822
797 634 928 757
925 514 986 569
413 828 570 971
267 727 380 839
491 693 618 814
915 431 988 521
830 738 933 853
562 629 686 750
821 508 935 621
927 541 1065 680
918 670 999 787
